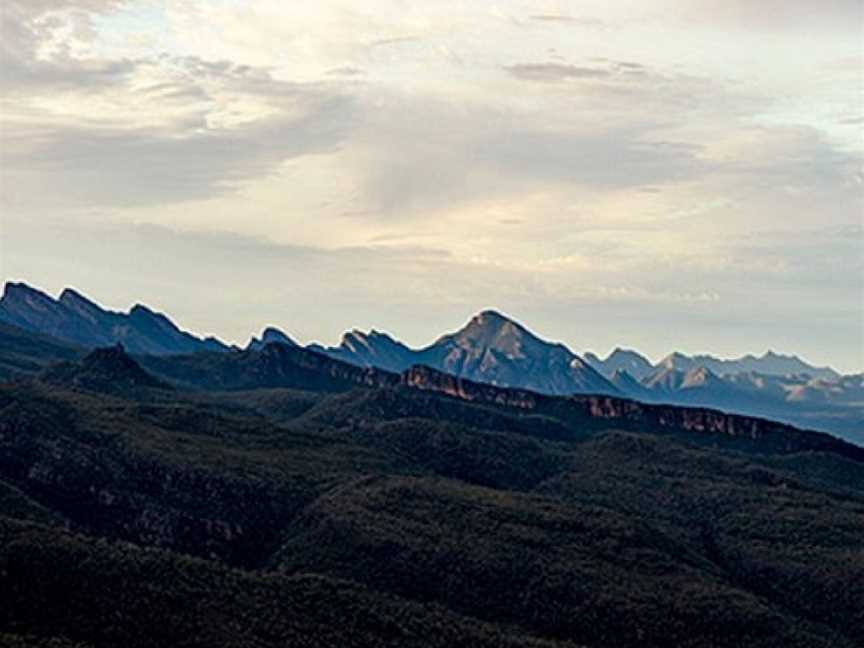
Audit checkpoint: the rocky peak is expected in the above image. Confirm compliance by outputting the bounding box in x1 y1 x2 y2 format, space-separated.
248 327 296 351
59 288 108 322
129 304 172 326
341 329 371 353
443 310 535 359
593 348 655 380
1 282 57 310
59 287 99 308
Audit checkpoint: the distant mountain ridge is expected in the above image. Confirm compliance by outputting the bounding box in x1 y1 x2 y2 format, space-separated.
311 329 415 373
316 310 618 396
0 283 228 356
1 281 859 442
85 342 864 462
585 349 655 381
582 347 859 413
585 347 840 382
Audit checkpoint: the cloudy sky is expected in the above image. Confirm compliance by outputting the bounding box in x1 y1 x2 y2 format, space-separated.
1 1 862 371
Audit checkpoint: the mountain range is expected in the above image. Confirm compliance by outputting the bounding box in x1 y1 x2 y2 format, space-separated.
313 310 617 396
1 282 860 443
0 283 227 355
1 315 863 647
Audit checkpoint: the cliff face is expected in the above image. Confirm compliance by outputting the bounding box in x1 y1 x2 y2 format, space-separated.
395 364 864 461
84 342 862 461
400 365 539 410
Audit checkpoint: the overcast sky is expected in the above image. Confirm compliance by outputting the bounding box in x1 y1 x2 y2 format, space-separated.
1 1 862 371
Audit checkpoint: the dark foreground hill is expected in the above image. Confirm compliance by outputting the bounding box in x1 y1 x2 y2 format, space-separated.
0 344 863 647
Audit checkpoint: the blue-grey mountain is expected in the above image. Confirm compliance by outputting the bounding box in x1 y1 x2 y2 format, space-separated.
319 310 619 396
247 327 297 351
0 283 227 355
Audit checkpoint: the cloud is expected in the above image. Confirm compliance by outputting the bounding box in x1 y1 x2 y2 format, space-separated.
0 1 134 89
325 65 366 77
528 14 606 28
2 86 355 208
504 62 611 82
1 0 861 371
672 0 863 31
1 6 358 209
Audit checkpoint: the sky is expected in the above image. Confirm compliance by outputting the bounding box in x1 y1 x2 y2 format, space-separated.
0 1 862 372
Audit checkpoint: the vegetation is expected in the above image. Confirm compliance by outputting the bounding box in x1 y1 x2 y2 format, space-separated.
0 345 862 647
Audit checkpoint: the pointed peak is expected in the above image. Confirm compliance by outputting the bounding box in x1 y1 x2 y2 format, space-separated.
341 329 368 345
247 326 296 351
762 349 788 360
2 281 53 303
59 287 103 312
471 309 517 326
59 287 90 302
129 303 155 316
607 347 646 361
658 351 693 367
261 327 296 345
459 310 528 339
367 328 395 340
666 351 690 360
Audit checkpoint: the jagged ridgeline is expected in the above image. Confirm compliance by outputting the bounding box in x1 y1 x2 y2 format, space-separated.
2 283 861 443
0 333 863 648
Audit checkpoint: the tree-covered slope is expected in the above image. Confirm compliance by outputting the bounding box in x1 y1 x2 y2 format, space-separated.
0 347 862 647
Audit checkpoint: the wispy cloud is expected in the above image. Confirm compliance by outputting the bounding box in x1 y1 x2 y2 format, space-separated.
1 0 861 371
504 62 612 82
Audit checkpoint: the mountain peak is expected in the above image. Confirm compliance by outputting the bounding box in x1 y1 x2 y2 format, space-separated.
59 287 95 305
419 310 619 396
476 309 525 327
474 309 512 322
586 347 654 381
41 344 171 393
458 310 523 337
129 303 158 317
58 287 106 317
2 281 53 305
447 310 536 358
248 326 297 351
